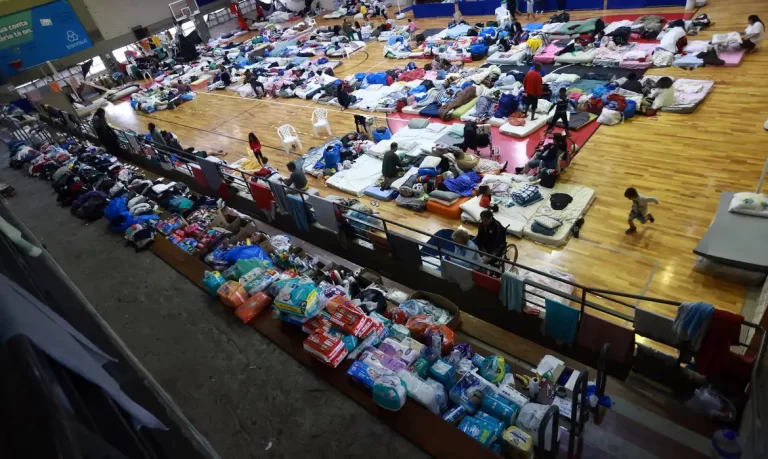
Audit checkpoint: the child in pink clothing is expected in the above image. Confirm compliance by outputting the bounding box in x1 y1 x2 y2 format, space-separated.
407 19 418 34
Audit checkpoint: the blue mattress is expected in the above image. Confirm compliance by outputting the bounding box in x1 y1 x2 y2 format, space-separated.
364 186 399 201
524 23 544 32
419 103 441 117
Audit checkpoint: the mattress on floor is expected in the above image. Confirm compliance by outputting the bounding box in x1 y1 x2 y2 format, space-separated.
459 107 506 126
460 183 553 237
325 155 383 196
533 43 561 64
402 105 422 115
351 84 398 111
326 41 366 57
368 124 449 158
554 48 598 65
523 183 596 247
673 54 704 68
556 112 596 130
499 113 553 138
719 49 745 67
619 43 656 69
487 49 528 65
426 197 470 220
364 185 399 201
643 77 715 114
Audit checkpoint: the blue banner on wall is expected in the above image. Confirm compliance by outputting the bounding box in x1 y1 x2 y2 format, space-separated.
0 0 92 76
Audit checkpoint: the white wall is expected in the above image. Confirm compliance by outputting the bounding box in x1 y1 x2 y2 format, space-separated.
81 0 176 41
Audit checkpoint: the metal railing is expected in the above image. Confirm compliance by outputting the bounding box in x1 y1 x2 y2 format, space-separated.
6 111 767 417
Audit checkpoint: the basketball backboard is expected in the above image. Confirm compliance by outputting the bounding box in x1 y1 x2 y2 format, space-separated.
169 0 200 22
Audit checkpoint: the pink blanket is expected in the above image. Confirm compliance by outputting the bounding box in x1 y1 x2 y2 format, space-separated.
533 43 561 64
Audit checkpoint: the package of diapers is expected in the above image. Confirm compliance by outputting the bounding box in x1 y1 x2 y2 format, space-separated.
373 375 407 411
380 338 420 366
348 361 392 389
272 277 320 317
449 371 495 414
457 416 496 446
481 392 520 427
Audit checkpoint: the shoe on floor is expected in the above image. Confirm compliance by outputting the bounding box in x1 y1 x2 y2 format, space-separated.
500 160 508 172
648 215 655 223
625 227 637 235
515 167 524 174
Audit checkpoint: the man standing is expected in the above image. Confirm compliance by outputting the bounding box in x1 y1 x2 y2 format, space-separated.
523 63 543 121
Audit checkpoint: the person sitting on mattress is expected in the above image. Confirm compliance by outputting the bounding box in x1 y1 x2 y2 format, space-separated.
517 136 564 176
450 228 484 268
382 143 406 180
643 77 675 112
477 185 499 212
475 210 506 262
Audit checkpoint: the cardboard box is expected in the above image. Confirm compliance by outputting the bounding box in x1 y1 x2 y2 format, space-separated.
408 290 462 331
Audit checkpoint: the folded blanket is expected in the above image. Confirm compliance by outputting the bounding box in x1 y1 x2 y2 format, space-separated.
511 184 540 205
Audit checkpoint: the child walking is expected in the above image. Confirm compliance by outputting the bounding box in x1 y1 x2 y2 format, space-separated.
624 187 658 234
527 0 535 20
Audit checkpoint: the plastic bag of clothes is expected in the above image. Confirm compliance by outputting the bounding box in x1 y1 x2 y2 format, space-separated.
597 108 622 126
224 245 269 265
124 223 155 251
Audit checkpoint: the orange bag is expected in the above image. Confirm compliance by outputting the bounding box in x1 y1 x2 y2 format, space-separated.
425 324 456 355
217 281 248 309
234 292 272 323
406 314 435 340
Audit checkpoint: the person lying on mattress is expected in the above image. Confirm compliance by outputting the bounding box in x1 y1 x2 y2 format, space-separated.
449 228 484 269
475 210 507 263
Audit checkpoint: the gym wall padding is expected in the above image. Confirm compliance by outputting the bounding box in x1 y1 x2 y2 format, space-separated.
607 0 687 8
412 2 457 18
514 0 604 12
458 0 501 16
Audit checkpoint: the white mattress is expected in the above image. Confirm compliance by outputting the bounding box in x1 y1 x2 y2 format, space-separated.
352 84 398 111
368 123 450 158
325 155 383 197
487 49 528 65
460 107 507 126
327 41 366 57
401 105 422 115
499 114 553 138
523 183 596 247
554 48 598 65
460 182 553 237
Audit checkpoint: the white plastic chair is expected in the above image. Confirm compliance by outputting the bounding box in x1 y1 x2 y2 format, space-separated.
277 124 302 154
311 108 331 136
495 7 511 27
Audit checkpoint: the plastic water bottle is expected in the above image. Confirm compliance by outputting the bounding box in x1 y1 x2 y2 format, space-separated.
712 429 741 459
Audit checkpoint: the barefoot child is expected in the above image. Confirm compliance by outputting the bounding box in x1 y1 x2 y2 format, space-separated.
624 187 658 234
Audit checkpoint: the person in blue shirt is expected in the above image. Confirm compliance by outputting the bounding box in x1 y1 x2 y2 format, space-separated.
450 228 484 268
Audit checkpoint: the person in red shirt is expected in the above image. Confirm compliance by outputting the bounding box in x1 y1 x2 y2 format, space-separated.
523 63 544 121
248 132 264 165
478 185 498 212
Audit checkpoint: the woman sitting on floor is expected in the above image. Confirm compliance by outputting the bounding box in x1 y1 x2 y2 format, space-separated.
741 15 765 53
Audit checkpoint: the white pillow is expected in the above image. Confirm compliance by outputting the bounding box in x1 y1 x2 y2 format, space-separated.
536 99 553 114
420 156 442 169
729 192 768 214
535 216 563 229
555 74 580 84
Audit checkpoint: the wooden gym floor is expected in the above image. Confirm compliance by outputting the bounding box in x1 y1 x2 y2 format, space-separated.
104 0 768 320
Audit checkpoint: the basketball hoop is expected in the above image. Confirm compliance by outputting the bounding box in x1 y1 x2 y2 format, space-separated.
169 0 200 22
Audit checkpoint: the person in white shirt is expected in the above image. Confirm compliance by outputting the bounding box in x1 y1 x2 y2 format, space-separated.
741 15 765 52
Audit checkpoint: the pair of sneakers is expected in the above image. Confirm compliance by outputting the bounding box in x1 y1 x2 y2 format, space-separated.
625 214 655 234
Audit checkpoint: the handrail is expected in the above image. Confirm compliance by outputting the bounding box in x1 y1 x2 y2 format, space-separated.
538 405 560 459
9 110 767 410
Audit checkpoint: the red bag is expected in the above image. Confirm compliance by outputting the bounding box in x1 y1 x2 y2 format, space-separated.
587 97 604 115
